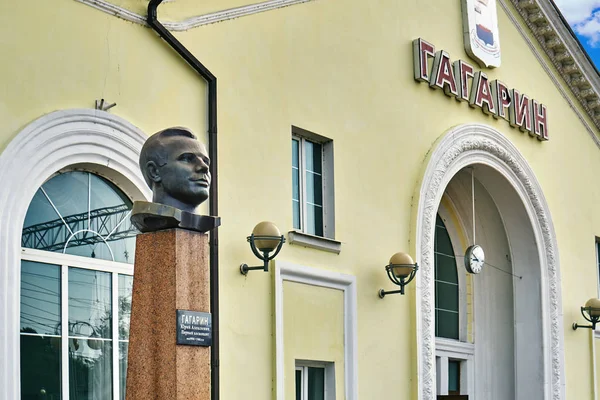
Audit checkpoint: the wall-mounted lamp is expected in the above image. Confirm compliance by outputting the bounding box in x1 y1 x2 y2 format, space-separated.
378 252 419 298
573 298 600 330
240 221 285 275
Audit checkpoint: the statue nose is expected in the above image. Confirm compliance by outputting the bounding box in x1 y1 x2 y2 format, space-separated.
195 159 209 171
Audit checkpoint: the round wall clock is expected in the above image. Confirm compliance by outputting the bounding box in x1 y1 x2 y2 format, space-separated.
464 244 485 274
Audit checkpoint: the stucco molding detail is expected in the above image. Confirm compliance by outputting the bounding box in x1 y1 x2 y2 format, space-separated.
75 0 314 31
0 109 150 400
415 123 564 400
500 0 600 144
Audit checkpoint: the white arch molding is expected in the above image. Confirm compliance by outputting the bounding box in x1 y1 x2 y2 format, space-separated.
414 123 565 400
0 109 151 400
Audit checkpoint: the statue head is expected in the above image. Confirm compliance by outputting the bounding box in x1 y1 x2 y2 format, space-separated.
140 127 211 213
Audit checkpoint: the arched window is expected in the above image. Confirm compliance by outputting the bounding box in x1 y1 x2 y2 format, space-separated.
434 214 459 340
20 170 137 400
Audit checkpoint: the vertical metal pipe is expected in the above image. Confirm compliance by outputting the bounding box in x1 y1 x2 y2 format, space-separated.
146 3 220 398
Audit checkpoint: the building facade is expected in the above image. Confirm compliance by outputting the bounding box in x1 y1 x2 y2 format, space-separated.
2 0 600 399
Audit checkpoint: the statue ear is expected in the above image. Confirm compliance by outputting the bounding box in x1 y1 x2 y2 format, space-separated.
146 161 162 183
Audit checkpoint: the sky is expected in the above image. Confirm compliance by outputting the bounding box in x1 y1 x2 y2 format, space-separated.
554 0 600 69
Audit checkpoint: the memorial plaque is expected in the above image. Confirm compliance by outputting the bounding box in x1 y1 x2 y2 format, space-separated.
176 310 212 346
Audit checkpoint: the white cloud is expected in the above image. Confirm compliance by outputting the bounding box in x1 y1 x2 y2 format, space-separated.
574 11 600 46
555 0 600 47
554 0 600 24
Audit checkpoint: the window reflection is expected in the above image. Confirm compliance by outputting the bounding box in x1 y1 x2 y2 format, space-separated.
20 261 61 335
118 274 133 340
69 268 112 339
119 342 129 400
69 338 113 399
22 171 137 264
21 335 61 400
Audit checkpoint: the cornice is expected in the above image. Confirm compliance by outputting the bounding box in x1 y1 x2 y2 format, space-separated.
503 0 600 144
75 0 314 31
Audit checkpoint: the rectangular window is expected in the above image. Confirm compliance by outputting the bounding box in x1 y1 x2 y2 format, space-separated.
291 127 335 239
435 341 473 398
295 361 335 400
20 255 133 400
448 360 461 394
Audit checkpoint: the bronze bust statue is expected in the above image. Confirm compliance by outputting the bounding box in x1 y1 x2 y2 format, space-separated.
131 127 221 233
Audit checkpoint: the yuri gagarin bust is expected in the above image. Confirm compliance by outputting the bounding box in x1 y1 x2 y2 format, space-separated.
139 127 211 214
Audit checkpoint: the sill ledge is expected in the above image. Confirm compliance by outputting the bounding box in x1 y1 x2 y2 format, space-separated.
287 231 341 254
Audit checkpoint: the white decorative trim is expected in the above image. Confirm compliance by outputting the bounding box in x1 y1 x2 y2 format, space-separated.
435 338 475 358
499 0 600 147
75 0 315 31
287 231 342 254
414 123 564 400
275 261 358 400
0 109 151 400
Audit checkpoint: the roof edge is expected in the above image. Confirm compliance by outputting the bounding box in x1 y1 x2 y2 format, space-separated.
507 0 600 135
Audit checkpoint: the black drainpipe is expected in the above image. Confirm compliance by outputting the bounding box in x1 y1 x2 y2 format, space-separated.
146 2 220 398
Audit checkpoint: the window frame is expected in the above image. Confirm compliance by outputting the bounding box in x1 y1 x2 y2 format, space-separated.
291 126 335 240
295 360 335 400
21 247 133 400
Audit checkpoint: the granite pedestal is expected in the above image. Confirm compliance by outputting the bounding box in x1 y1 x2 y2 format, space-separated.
126 229 210 400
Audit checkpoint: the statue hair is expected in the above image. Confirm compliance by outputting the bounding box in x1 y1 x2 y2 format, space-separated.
139 127 197 188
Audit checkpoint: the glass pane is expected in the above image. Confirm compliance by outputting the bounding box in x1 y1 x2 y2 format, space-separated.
69 338 113 399
22 191 59 248
20 261 61 335
89 174 136 264
69 268 112 339
305 172 323 206
41 172 90 223
306 204 324 237
448 360 461 393
437 282 458 312
435 224 454 258
295 369 302 400
65 232 114 262
292 139 299 168
119 274 134 340
436 214 445 228
307 367 325 400
20 334 61 399
305 141 322 174
89 174 132 218
293 167 300 202
293 200 301 230
22 171 137 264
436 253 458 284
120 342 129 400
437 310 459 339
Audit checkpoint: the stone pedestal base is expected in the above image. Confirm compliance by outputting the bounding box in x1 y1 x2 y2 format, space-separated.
126 229 210 400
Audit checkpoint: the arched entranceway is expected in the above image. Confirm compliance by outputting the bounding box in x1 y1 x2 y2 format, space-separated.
413 124 565 400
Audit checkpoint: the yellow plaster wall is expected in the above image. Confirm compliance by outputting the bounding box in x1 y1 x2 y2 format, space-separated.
0 0 208 157
283 281 344 399
2 0 600 399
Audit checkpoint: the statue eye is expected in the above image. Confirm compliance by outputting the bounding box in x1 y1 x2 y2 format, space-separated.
178 153 195 162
